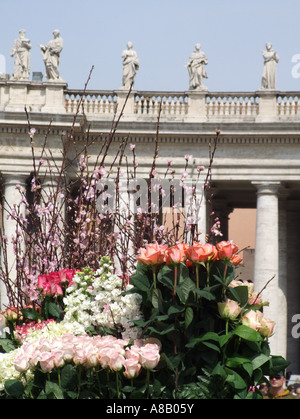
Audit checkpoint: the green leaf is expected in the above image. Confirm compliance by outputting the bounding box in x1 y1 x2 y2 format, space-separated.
226 356 253 376
219 333 232 347
225 369 247 390
267 355 291 376
131 272 151 292
195 288 216 301
21 308 42 322
152 288 164 312
251 353 271 370
201 341 220 353
0 338 17 353
148 323 175 335
186 332 220 349
168 305 185 316
61 364 77 391
233 325 262 342
176 276 196 304
185 307 194 329
227 286 249 306
4 380 24 398
45 381 64 399
157 265 174 290
47 302 63 320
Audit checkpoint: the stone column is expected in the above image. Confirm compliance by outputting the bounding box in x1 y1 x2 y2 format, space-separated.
252 181 281 355
277 189 289 359
0 174 27 310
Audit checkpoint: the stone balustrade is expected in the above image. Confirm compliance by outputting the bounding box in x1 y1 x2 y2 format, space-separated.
2 80 300 123
62 88 300 121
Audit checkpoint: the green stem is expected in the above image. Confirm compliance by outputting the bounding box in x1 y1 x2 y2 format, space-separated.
77 365 82 399
57 368 61 388
173 265 178 296
146 369 150 399
196 265 200 289
223 262 228 300
206 263 210 288
152 266 157 289
116 371 120 399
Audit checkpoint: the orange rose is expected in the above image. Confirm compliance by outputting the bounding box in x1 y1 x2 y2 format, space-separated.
186 242 217 265
230 254 243 266
216 241 238 260
164 243 188 266
136 242 167 265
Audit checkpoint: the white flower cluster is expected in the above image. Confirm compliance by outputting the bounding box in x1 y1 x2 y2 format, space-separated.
0 351 27 391
63 257 143 339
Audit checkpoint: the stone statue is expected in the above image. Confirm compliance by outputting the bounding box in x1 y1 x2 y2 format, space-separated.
10 30 31 80
261 43 279 90
186 43 208 90
121 42 140 89
40 30 64 82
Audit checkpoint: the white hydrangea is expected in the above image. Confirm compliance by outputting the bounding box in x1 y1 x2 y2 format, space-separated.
0 350 32 391
63 257 143 339
22 320 86 344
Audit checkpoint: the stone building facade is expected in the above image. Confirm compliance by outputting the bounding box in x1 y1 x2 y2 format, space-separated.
0 79 299 373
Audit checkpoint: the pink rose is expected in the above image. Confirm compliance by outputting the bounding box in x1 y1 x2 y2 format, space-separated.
14 352 29 373
125 346 141 362
216 241 239 260
258 316 275 338
39 352 55 373
136 242 168 266
218 299 242 320
62 343 74 362
140 344 160 370
186 242 217 265
123 358 141 379
52 350 65 368
109 352 125 372
241 310 261 331
73 349 86 366
164 243 188 266
85 346 100 368
98 347 114 368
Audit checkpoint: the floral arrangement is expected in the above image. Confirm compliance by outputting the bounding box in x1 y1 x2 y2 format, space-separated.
0 257 159 399
0 92 291 398
128 240 289 399
0 239 290 399
63 257 143 339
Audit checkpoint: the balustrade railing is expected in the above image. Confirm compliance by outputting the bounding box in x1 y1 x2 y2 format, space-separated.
205 92 260 117
134 92 188 116
277 92 300 116
65 90 118 114
63 88 300 120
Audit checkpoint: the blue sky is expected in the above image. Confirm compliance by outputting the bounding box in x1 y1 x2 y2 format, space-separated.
1 0 300 92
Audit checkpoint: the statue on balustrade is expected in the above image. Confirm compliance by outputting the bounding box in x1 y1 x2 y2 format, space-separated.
261 43 279 90
121 42 140 89
40 30 64 82
186 43 208 90
10 30 31 80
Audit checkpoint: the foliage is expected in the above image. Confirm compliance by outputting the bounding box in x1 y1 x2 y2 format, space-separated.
128 244 290 399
